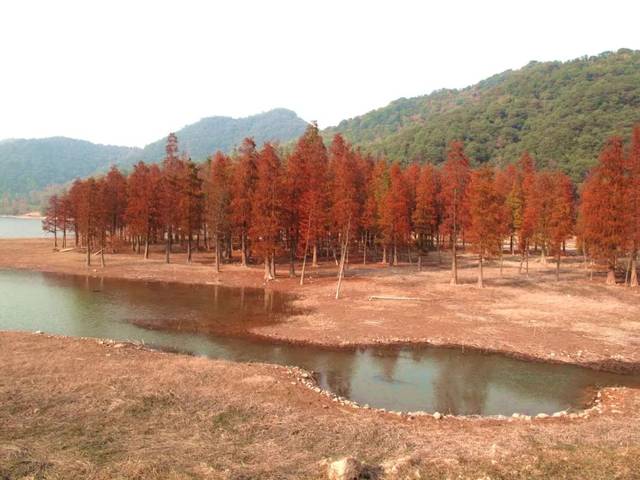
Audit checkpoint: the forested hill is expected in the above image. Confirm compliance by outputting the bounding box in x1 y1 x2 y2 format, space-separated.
137 108 307 162
0 109 308 213
325 49 640 180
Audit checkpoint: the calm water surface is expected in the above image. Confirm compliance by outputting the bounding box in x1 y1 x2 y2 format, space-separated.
0 216 48 238
1 269 637 416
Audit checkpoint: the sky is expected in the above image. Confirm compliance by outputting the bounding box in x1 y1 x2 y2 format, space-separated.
1 0 639 147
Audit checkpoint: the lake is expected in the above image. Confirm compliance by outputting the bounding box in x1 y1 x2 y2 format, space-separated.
0 216 48 238
1 269 637 416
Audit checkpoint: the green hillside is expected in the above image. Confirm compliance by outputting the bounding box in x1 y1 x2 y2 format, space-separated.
326 49 640 180
137 108 308 163
0 109 308 214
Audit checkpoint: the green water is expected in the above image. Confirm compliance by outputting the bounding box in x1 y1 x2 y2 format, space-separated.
1 269 637 416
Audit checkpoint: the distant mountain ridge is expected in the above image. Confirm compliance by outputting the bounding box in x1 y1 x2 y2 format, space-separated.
326 48 640 180
0 108 308 213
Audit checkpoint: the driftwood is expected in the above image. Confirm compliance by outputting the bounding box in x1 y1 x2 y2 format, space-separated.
368 295 426 302
92 249 104 256
59 247 76 253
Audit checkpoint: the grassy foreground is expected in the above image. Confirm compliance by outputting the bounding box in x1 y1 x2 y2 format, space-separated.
2 332 640 479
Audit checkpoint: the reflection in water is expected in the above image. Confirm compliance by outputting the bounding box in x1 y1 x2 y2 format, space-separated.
1 269 638 416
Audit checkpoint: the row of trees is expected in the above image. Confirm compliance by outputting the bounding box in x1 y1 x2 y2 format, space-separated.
43 123 640 288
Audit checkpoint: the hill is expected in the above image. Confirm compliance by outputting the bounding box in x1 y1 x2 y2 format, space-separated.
0 109 308 214
326 49 640 180
138 108 308 162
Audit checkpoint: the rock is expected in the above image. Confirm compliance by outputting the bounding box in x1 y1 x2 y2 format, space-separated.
327 457 362 480
113 343 126 349
536 413 549 419
552 410 566 417
34 330 43 335
433 412 442 420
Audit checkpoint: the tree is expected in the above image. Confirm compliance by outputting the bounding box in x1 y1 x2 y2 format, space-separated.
178 158 204 264
293 123 328 284
76 177 98 267
103 166 128 251
519 152 538 274
467 166 508 287
159 133 183 264
230 138 258 267
379 163 410 266
441 141 471 285
329 134 360 298
250 143 283 281
548 171 575 280
579 137 630 284
412 164 440 255
125 162 160 259
42 194 60 248
627 125 640 287
205 152 231 272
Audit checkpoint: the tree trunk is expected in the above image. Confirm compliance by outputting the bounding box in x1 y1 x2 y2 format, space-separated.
363 231 367 265
382 245 387 265
335 220 351 300
418 255 422 271
312 244 318 268
299 214 312 286
556 253 560 281
144 234 150 260
264 256 274 282
393 242 398 266
606 262 616 285
477 254 484 288
187 234 192 264
165 226 171 264
499 250 504 277
288 244 296 278
630 253 638 288
100 235 106 268
271 253 276 278
214 235 221 273
86 236 91 267
240 233 248 267
450 233 458 285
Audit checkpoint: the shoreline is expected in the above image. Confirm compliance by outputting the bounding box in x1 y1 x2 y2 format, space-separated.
2 238 640 376
4 260 640 375
0 330 612 421
0 212 44 220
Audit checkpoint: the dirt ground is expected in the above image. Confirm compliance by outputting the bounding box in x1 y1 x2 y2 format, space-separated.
1 239 640 372
2 331 640 479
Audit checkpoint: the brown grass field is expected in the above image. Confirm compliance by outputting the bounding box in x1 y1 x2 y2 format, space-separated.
1 238 640 478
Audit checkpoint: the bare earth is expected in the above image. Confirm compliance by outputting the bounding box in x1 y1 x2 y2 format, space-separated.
1 238 640 478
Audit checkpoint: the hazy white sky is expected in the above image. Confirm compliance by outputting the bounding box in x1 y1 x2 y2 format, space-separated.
1 0 638 147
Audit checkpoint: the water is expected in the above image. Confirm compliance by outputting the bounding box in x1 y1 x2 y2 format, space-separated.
1 269 637 416
0 216 48 238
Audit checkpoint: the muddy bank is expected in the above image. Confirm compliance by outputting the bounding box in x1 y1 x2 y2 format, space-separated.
2 238 640 374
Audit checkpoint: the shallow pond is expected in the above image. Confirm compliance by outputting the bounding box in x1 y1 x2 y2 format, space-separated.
1 269 637 416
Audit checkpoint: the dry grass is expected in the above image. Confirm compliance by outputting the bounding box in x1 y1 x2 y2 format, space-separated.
2 332 640 479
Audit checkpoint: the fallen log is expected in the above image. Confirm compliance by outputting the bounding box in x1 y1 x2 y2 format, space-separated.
368 295 425 301
92 249 103 256
59 247 76 253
